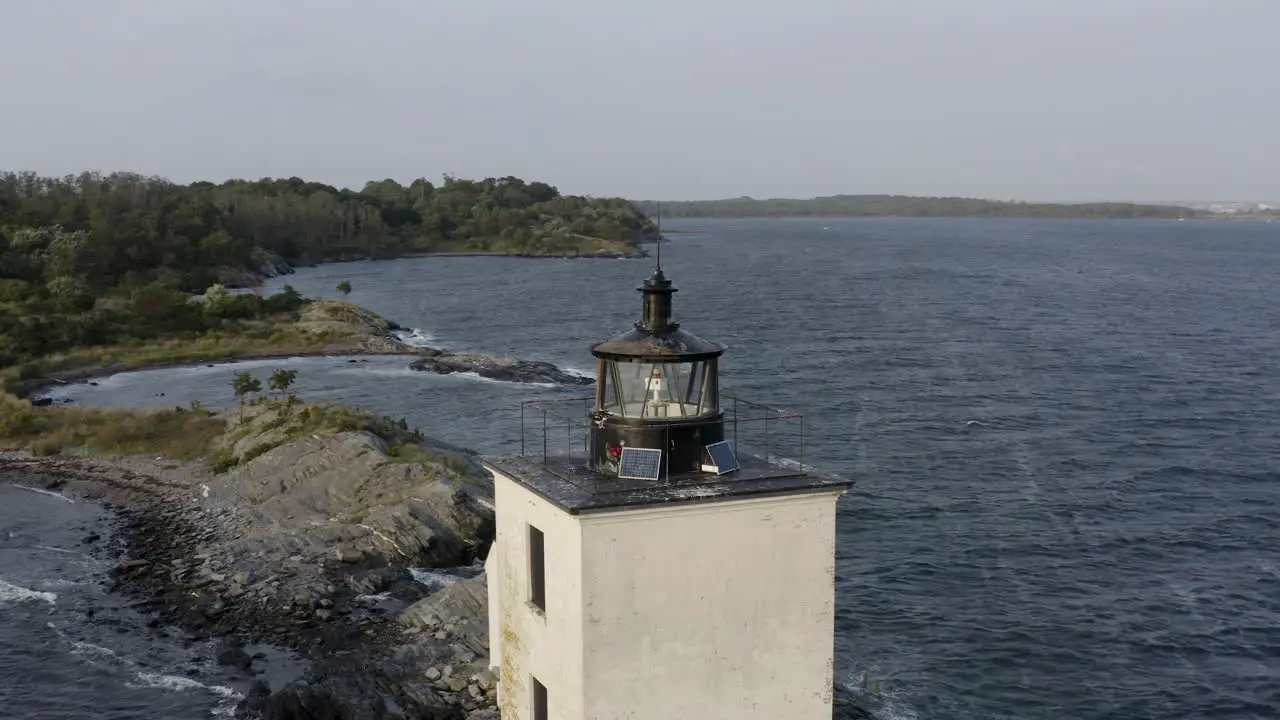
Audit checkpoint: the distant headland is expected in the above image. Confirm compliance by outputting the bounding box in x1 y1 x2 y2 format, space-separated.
635 195 1203 219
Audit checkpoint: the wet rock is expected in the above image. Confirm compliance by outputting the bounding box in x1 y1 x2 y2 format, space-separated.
241 681 349 720
409 353 592 386
216 641 253 672
472 669 496 691
347 567 409 595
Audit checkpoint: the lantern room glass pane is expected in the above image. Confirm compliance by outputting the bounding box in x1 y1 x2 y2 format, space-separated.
598 359 718 418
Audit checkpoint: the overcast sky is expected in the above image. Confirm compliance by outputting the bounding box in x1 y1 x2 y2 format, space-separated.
1 0 1276 202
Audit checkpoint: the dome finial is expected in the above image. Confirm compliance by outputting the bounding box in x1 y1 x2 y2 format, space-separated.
637 265 677 333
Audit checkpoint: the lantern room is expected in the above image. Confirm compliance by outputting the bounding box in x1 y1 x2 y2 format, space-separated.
482 259 854 720
587 267 727 475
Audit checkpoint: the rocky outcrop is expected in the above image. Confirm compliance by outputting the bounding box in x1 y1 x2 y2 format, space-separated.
216 248 296 288
0 401 501 719
409 350 592 386
295 300 413 354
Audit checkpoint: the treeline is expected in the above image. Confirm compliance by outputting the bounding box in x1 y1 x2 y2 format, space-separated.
637 195 1196 219
0 171 656 293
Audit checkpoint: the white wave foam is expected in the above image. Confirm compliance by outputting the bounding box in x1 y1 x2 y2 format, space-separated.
37 578 83 589
355 592 392 603
70 640 126 662
130 672 242 700
409 568 461 593
0 579 57 604
338 366 421 378
10 484 75 503
875 693 921 720
452 371 556 389
764 454 823 474
562 367 597 379
67 635 245 713
392 328 436 348
35 545 82 556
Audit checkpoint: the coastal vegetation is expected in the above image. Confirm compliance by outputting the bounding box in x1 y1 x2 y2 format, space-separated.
637 195 1196 219
0 391 225 460
0 364 444 474
0 171 656 293
0 282 410 394
0 214 436 464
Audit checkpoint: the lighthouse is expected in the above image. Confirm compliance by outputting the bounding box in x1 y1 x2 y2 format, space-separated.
483 264 852 720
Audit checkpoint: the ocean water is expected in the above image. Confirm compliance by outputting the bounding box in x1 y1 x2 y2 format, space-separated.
0 483 253 719
12 217 1280 719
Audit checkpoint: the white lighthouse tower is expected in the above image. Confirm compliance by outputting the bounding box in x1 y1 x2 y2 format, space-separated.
483 265 852 720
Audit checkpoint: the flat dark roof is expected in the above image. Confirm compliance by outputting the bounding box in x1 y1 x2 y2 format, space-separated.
484 454 855 515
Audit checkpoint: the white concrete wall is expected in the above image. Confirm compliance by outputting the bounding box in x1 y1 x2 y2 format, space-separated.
579 491 842 720
488 468 586 720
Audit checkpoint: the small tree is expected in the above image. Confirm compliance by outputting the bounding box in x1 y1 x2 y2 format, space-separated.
268 368 297 399
336 280 352 296
45 276 96 313
231 371 262 408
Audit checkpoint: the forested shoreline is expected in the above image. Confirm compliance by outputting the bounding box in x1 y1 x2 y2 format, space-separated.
638 194 1196 219
0 171 655 291
0 171 655 373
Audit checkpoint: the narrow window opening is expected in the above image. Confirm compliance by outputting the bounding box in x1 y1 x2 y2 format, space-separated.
532 676 548 720
528 524 545 612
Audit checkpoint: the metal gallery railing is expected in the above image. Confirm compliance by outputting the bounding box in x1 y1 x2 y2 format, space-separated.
518 395 807 478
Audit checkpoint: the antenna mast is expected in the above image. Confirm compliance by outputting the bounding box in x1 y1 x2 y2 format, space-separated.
656 201 662 271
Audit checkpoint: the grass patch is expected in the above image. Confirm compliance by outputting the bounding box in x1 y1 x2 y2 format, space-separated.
0 300 405 397
0 394 225 460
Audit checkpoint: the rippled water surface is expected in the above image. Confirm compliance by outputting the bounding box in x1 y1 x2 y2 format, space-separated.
0 484 262 719
15 218 1280 719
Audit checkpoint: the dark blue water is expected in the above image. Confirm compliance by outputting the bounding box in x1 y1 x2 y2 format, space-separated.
0 483 254 718
17 218 1280 719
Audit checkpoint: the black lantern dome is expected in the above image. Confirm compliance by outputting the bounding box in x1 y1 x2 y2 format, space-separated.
587 268 726 475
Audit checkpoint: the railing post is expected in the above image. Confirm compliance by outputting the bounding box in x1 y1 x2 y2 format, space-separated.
800 414 805 470
733 396 739 457
764 405 770 464
665 425 670 482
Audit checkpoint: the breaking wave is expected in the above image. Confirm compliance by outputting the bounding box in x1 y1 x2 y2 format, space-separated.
0 578 57 605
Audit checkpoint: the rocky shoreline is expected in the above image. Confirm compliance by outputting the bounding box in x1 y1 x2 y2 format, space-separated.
18 302 592 405
0 406 503 719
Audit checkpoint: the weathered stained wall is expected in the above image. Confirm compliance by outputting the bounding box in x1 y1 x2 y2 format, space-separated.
488 461 842 720
488 469 585 720
578 491 842 720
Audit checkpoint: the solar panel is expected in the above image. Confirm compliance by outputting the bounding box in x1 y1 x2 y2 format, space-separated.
618 446 663 481
705 441 740 475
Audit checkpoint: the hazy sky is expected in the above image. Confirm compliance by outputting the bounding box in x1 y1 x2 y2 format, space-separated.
2 0 1276 201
